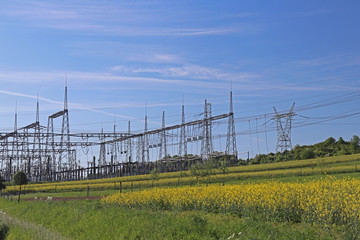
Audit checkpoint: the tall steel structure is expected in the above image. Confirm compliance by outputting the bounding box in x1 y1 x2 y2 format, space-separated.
111 123 118 165
60 85 72 172
144 114 150 162
11 110 18 178
99 128 106 166
159 111 167 160
273 103 295 152
32 100 42 181
179 105 187 157
126 121 132 162
0 87 241 182
226 91 237 158
201 99 212 160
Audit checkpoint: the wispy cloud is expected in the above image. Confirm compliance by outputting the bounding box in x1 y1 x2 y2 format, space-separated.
110 53 183 65
290 9 331 17
110 64 258 82
0 64 354 97
0 69 256 90
0 89 142 122
1 1 254 37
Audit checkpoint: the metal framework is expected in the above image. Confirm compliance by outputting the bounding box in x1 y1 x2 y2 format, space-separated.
226 91 237 158
273 103 296 152
0 91 239 182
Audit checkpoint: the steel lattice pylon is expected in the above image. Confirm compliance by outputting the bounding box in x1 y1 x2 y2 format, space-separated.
226 91 237 158
201 99 212 160
144 115 149 162
0 85 238 182
179 105 187 157
126 121 132 162
159 111 167 160
273 103 295 153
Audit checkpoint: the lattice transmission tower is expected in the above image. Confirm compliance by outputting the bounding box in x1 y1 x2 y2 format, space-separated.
126 121 132 162
159 111 167 160
273 103 295 152
179 104 187 157
201 99 212 160
226 91 237 158
59 86 72 172
143 114 150 162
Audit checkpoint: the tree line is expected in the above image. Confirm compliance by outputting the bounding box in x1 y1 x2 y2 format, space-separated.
247 135 360 165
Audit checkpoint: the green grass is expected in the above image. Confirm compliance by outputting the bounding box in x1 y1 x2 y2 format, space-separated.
3 154 360 239
0 198 346 240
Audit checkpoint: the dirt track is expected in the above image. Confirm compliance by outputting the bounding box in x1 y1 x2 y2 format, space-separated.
23 196 101 201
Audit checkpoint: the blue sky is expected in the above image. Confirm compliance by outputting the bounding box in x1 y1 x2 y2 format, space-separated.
0 0 359 161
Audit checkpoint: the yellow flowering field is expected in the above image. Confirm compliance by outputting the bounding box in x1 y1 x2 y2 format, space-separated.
6 154 360 193
10 163 360 193
102 176 360 226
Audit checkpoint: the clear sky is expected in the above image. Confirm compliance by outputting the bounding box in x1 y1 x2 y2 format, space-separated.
0 1 359 162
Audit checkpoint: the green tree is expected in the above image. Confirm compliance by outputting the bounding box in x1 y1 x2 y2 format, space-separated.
190 162 203 184
324 137 336 146
337 137 346 145
0 175 6 192
300 149 315 159
13 171 28 202
178 165 187 186
351 135 360 146
350 135 360 153
218 158 229 186
150 168 160 187
203 158 217 184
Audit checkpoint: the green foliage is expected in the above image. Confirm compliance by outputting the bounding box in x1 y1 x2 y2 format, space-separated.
325 137 336 145
0 198 341 240
190 159 218 184
248 136 360 165
300 149 315 159
150 168 160 186
203 158 216 180
190 162 203 184
0 223 9 240
13 171 28 186
0 175 6 191
219 158 229 176
351 135 360 146
218 158 229 185
338 137 346 145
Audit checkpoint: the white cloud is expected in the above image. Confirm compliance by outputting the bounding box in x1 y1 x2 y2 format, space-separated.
0 69 252 89
0 1 254 37
0 89 140 122
110 64 258 82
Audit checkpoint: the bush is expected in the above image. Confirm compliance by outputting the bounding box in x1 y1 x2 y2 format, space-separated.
13 171 28 186
300 149 315 159
0 176 6 191
0 223 9 239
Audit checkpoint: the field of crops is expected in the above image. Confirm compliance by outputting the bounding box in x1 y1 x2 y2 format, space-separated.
6 153 360 194
2 154 360 239
102 176 360 227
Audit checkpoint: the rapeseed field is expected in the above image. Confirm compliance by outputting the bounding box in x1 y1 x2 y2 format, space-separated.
102 176 360 227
